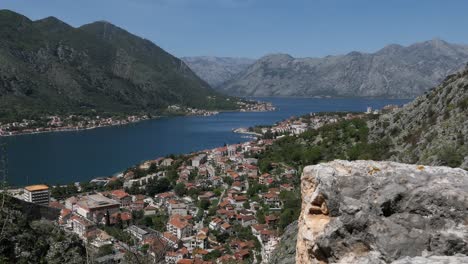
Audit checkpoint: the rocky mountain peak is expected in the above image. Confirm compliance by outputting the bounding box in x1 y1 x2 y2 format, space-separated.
429 37 449 47
376 43 404 55
33 16 73 33
182 56 255 87
79 20 131 41
259 53 294 63
221 39 468 98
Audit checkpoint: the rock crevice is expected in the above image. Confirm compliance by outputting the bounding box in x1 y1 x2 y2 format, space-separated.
296 160 468 264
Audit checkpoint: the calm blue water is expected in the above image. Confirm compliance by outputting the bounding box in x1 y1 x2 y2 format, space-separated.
3 98 410 186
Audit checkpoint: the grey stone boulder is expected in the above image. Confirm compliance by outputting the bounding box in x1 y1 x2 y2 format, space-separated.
296 160 468 264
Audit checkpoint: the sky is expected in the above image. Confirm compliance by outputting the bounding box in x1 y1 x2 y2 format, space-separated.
2 0 468 58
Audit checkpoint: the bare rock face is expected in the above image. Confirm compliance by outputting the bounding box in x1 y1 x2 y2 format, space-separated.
182 56 255 87
296 160 468 264
221 39 468 98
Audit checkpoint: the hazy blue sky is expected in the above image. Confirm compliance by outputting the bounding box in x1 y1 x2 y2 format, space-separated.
2 0 468 58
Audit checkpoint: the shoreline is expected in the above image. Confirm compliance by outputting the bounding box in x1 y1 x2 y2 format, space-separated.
0 117 158 138
232 127 262 136
0 106 276 138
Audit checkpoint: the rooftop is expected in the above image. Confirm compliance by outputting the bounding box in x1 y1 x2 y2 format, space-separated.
24 184 49 192
77 194 120 210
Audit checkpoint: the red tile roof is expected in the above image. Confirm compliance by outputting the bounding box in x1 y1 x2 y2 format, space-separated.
168 214 190 229
121 212 132 221
49 201 65 209
111 189 129 199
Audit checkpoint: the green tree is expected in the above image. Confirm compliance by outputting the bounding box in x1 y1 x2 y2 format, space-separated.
106 179 123 190
256 210 266 224
174 183 187 197
203 249 222 260
222 176 233 186
198 199 211 210
146 177 171 196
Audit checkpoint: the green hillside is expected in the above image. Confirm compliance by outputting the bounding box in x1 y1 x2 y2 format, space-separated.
0 10 238 122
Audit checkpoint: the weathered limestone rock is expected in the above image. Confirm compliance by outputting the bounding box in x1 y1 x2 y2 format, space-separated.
296 160 468 264
392 254 468 264
270 221 298 264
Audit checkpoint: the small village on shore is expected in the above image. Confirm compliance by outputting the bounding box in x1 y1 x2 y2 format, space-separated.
0 100 275 137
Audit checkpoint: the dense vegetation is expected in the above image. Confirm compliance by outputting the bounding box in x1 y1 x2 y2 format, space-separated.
0 10 239 123
257 118 393 232
259 118 391 172
369 66 468 169
0 197 86 263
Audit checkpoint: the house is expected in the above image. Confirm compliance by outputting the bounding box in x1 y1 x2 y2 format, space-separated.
258 173 271 185
144 205 158 216
123 173 158 188
165 250 185 264
75 194 120 223
265 214 279 227
71 215 96 239
110 189 132 207
211 176 222 186
263 192 281 210
167 214 192 239
259 229 278 244
229 195 247 208
198 191 216 201
168 200 188 216
166 247 190 263
227 145 236 157
90 229 113 248
109 212 132 226
231 181 244 192
220 222 233 235
126 225 151 242
209 218 223 231
280 183 294 192
191 154 207 167
162 158 174 167
192 248 209 259
241 215 257 227
162 231 180 249
193 229 208 249
65 196 78 211
234 249 250 261
251 224 268 236
49 201 65 210
59 208 72 226
230 239 255 251
217 254 235 263
155 192 175 205
131 199 145 211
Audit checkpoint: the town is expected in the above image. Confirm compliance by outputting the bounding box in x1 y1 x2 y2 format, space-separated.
0 100 275 137
0 114 151 137
7 108 389 264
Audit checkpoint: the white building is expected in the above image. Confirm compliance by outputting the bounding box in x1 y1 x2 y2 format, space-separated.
166 214 192 239
191 154 207 167
126 225 151 242
23 184 50 206
75 194 120 223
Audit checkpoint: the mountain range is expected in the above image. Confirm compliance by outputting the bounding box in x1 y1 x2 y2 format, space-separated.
271 62 468 264
217 39 468 98
0 10 236 122
181 56 255 87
